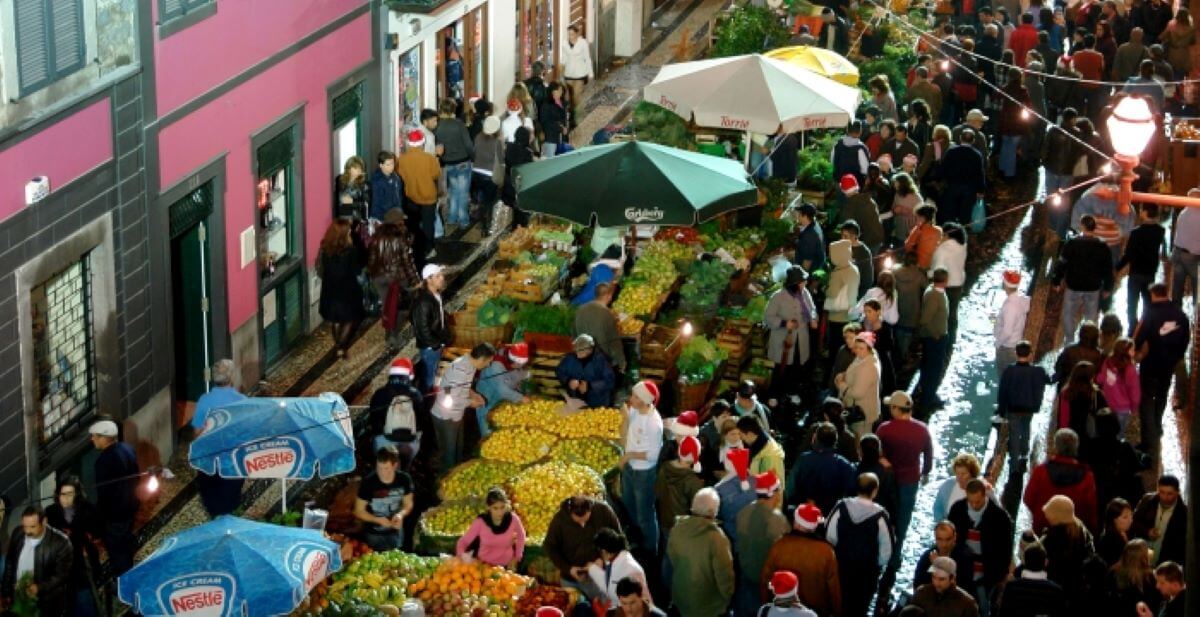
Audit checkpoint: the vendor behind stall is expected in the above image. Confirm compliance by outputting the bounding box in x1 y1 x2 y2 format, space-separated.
555 334 616 407
571 244 625 306
475 343 532 438
574 282 627 375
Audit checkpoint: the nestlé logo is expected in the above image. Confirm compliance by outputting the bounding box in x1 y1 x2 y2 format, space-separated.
235 437 304 478
156 572 236 617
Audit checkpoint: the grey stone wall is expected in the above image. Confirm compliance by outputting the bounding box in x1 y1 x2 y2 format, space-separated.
0 72 164 503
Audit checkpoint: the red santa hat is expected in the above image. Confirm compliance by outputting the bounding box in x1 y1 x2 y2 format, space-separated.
668 410 699 437
725 447 751 490
507 342 530 365
839 174 859 195
631 380 659 406
769 571 799 599
678 435 702 473
406 129 426 148
1002 269 1021 289
535 608 564 617
389 357 414 377
755 470 781 498
507 98 523 112
793 503 823 532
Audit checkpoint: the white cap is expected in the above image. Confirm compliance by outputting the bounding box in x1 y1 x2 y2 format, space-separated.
89 420 118 437
422 264 445 280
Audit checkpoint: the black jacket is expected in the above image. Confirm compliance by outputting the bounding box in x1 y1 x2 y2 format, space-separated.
1115 223 1166 277
95 442 140 521
539 100 568 145
818 18 850 55
938 144 987 195
1131 493 1188 566
412 286 452 350
1133 300 1191 374
947 498 1015 588
997 574 1066 617
1052 234 1114 292
1041 125 1080 176
2 525 73 614
997 362 1051 416
44 501 101 595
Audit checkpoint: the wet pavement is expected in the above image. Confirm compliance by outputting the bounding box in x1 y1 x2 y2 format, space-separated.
892 168 1192 599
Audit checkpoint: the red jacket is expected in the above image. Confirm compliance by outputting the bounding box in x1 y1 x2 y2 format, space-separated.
1007 24 1039 67
1023 456 1098 534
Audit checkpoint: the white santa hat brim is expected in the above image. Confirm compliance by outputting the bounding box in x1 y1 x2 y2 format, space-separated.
668 419 699 437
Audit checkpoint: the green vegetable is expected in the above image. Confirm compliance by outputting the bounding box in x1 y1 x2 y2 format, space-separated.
712 6 790 57
679 260 735 312
477 297 517 327
512 303 576 336
677 335 729 384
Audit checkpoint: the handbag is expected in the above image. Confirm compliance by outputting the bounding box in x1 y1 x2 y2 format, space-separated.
361 274 382 317
970 197 987 233
824 279 854 312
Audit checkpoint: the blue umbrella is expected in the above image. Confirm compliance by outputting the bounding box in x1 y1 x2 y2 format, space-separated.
190 393 355 481
118 516 342 617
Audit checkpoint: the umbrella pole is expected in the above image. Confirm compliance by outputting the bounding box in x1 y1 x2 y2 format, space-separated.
743 131 752 171
281 478 288 514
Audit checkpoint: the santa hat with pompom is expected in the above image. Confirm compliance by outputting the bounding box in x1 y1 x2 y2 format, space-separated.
668 410 699 437
725 447 751 490
769 571 799 600
406 129 426 148
794 502 823 532
678 435 702 473
755 470 781 498
389 357 414 377
839 174 859 195
535 608 564 617
631 380 659 406
507 342 530 366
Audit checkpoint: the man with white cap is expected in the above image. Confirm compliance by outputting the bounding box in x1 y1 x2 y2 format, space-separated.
620 380 664 554
761 503 842 617
735 470 790 616
412 263 452 393
758 571 819 617
89 419 139 574
911 556 980 617
993 269 1029 376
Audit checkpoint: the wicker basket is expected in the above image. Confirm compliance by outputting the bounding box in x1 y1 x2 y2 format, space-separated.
677 377 714 412
451 311 514 348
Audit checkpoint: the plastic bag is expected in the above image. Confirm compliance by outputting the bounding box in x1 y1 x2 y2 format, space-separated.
489 201 513 236
970 197 987 234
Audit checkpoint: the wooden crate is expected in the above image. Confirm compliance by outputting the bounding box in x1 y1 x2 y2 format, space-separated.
502 278 551 303
640 324 682 369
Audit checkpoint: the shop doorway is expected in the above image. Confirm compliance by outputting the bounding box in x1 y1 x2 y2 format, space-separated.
518 0 558 80
169 183 215 407
437 8 488 107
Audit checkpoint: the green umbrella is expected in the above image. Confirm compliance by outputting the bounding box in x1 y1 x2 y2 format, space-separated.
512 141 759 226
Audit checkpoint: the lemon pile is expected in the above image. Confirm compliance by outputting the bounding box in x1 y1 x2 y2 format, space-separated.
510 461 606 541
549 438 622 474
489 399 562 430
480 427 558 465
440 459 524 501
548 407 623 440
422 500 481 537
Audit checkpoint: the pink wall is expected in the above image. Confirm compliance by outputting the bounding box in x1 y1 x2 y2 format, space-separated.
0 99 113 222
157 13 372 331
153 0 366 116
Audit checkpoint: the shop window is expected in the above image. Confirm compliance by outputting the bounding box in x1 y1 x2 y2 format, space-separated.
256 129 298 278
398 46 422 130
12 0 87 97
31 253 97 450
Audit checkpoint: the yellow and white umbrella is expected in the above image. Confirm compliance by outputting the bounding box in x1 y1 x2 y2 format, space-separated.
765 45 860 87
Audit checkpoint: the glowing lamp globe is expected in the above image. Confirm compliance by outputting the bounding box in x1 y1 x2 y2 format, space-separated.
1107 96 1156 158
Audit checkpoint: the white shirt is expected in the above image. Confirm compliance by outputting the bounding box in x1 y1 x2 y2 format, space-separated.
501 112 534 143
16 534 41 581
930 239 967 287
586 550 649 605
563 38 595 80
434 356 477 422
623 406 663 471
994 292 1030 348
421 125 438 156
849 287 900 325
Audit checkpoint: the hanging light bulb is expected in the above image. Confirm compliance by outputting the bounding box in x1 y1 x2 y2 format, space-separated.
147 473 160 494
442 393 454 409
940 60 950 71
681 321 694 337
1021 108 1031 120
883 255 895 270
1101 162 1113 174
1049 192 1063 207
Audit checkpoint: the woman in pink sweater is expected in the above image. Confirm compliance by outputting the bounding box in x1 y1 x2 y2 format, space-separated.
455 487 527 569
1095 338 1141 434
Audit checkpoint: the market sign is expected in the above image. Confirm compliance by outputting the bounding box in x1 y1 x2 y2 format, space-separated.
234 436 305 478
156 572 236 617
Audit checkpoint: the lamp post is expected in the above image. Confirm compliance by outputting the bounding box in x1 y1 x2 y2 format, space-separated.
1106 94 1200 615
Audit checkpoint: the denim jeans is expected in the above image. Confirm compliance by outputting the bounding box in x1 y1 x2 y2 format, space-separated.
444 162 473 227
1007 412 1033 471
894 325 915 366
433 414 463 476
621 464 660 552
1061 289 1099 343
891 482 919 570
420 204 439 248
974 582 993 617
1170 247 1199 305
919 336 947 408
1044 171 1074 239
363 529 404 552
541 141 559 158
999 135 1020 177
1126 272 1153 334
476 405 494 438
418 346 443 393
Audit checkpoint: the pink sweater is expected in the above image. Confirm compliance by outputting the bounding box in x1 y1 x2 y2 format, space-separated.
1096 359 1140 414
455 513 527 567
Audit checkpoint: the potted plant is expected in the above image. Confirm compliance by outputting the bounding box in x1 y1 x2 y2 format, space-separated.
794 134 835 206
712 6 791 58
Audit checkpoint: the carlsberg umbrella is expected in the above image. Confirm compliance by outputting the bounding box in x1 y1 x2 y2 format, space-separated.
118 516 342 617
512 140 758 226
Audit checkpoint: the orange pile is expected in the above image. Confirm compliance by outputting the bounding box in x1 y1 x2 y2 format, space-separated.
407 557 531 605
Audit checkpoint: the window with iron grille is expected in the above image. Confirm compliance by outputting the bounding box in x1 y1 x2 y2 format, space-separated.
30 253 97 448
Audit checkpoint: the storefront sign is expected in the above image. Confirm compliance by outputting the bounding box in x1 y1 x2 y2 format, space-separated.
157 573 236 617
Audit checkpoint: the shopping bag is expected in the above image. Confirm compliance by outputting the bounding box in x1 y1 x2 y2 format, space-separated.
970 197 987 234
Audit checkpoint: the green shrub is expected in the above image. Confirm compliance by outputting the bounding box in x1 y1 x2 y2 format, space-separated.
632 101 693 150
712 6 791 57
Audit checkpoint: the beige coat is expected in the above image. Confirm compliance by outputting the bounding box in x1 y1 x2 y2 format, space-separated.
840 352 881 435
